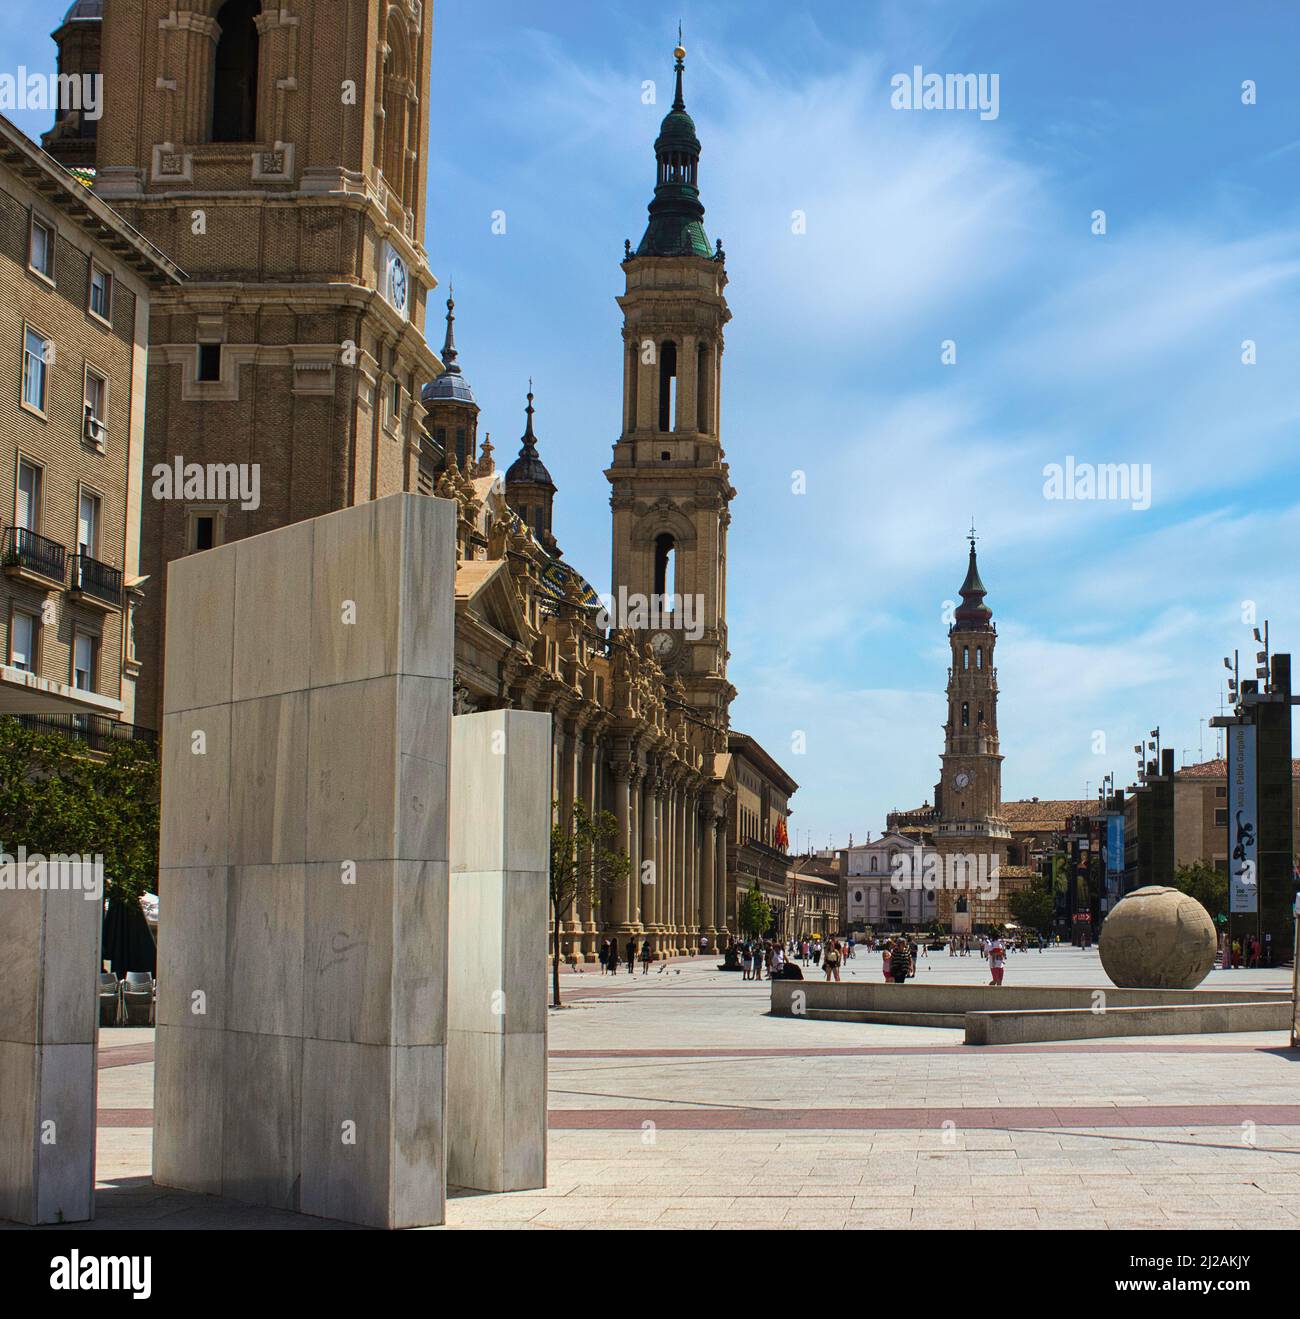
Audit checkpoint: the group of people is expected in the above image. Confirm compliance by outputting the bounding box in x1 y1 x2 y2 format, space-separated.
597 938 656 975
881 936 916 983
1224 934 1266 968
734 937 856 982
597 929 1010 986
881 933 1007 985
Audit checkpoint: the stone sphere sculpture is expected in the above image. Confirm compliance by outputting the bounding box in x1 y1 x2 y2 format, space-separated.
1099 886 1218 989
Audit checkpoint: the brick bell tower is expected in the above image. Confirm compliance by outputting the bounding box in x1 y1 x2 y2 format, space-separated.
936 528 1010 924
90 0 442 728
606 40 735 737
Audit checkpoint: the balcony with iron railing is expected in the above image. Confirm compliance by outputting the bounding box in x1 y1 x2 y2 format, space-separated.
2 526 66 585
69 553 123 610
14 712 156 755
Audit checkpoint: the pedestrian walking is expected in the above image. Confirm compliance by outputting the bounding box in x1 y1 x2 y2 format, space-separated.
640 940 653 975
626 937 637 974
989 935 1006 986
890 939 911 984
824 938 842 983
882 942 893 983
598 939 611 975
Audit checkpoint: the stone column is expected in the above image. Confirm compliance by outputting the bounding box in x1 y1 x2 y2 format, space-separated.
715 817 729 936
629 768 643 931
685 791 698 945
447 708 549 1193
677 334 698 434
700 798 717 937
610 761 632 933
662 779 674 952
636 340 656 431
682 789 692 944
0 856 99 1224
653 769 666 943
672 783 685 949
581 733 601 958
641 767 658 945
153 493 454 1229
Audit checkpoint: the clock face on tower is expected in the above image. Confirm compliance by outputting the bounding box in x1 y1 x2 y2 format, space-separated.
386 248 408 316
649 629 683 667
953 770 972 791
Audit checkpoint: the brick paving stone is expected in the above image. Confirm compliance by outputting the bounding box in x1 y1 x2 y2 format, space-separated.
21 950 1292 1233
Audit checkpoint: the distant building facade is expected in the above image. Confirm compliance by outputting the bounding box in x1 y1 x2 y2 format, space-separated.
787 851 839 941
842 831 938 930
724 731 798 935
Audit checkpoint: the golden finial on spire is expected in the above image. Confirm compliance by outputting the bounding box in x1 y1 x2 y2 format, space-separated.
674 19 685 60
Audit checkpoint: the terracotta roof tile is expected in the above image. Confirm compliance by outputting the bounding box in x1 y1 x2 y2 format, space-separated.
1000 799 1089 829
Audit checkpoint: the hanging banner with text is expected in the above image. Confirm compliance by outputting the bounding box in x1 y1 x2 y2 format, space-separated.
1227 722 1259 914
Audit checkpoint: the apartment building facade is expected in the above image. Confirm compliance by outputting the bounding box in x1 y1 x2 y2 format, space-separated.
0 115 181 738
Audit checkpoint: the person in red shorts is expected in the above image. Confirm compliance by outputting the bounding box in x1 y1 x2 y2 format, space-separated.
988 935 1006 986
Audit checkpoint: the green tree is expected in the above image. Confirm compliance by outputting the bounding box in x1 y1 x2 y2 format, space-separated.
549 798 629 1009
738 883 771 937
0 716 158 904
1170 860 1227 925
1009 880 1056 935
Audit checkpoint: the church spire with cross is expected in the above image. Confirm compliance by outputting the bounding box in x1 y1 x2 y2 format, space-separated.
635 33 714 258
609 33 735 731
935 521 1009 916
421 283 479 470
505 381 557 551
955 520 993 629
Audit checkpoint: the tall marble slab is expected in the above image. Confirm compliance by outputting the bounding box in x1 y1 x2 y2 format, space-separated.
447 709 550 1192
153 493 455 1228
0 871 100 1223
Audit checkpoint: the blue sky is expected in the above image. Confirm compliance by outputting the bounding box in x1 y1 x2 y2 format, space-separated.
7 1 1300 848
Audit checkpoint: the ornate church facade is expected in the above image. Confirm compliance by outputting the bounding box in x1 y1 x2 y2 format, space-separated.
421 43 773 956
49 1 788 956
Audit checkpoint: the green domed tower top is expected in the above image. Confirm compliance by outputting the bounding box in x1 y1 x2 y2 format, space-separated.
636 42 714 259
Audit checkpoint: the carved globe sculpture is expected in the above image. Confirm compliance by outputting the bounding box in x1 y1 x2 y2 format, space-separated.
1099 886 1218 988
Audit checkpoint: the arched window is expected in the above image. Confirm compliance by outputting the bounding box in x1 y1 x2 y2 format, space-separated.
962 645 969 670
381 16 412 202
653 532 676 603
870 856 877 872
211 0 261 143
657 340 678 431
961 702 970 728
976 646 983 670
977 705 984 726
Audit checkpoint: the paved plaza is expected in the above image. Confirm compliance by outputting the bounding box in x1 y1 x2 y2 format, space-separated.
20 948 1299 1231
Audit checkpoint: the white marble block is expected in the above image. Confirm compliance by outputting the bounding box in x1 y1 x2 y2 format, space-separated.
154 493 455 1228
447 709 551 1192
0 876 100 1224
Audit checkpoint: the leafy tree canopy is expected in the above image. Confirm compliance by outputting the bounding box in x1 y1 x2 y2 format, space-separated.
0 717 158 905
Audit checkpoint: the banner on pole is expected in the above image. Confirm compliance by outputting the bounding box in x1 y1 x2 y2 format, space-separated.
1228 722 1258 914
